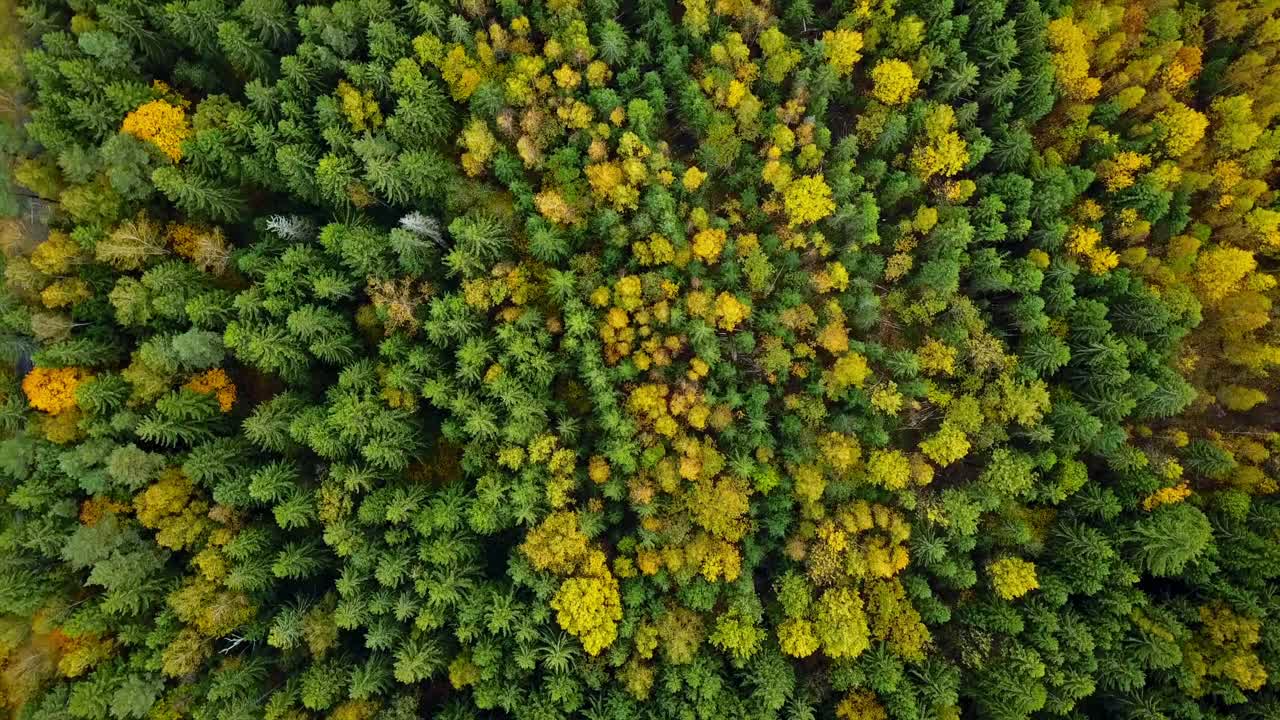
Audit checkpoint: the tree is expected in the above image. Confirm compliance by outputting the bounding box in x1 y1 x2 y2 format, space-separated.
1126 503 1212 577
6 3 1280 719
120 100 190 162
988 558 1039 600
814 588 870 659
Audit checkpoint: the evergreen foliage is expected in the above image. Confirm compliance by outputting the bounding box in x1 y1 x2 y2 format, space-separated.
2 0 1280 718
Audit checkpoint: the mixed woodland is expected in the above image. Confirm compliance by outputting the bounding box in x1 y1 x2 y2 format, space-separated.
3 0 1280 718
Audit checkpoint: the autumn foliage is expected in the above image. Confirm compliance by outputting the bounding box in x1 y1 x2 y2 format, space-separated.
2 0 1280 719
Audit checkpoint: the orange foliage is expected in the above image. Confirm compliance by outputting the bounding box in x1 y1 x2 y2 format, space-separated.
21 366 89 414
185 369 237 412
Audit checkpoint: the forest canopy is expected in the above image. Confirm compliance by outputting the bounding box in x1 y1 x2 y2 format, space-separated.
2 0 1280 719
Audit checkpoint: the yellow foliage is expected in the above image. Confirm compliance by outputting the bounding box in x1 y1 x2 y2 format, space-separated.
682 0 709 35
438 44 484 101
870 59 918 105
689 475 751 541
919 424 970 467
1188 603 1269 693
825 352 871 396
884 253 913 282
1194 245 1256 304
682 166 706 191
913 206 939 233
815 587 870 658
871 382 904 415
38 408 82 444
759 27 802 82
55 633 114 679
676 532 742 583
166 223 230 274
29 232 80 275
121 99 191 162
943 178 976 203
1142 482 1193 511
1066 225 1119 274
1156 102 1209 157
160 628 209 678
522 511 590 575
836 691 887 720
79 497 129 528
168 577 253 639
782 174 836 227
40 278 91 309
330 702 380 720
714 291 749 331
1046 17 1100 101
557 99 594 129
134 469 210 550
535 188 580 225
777 618 819 658
1098 151 1150 192
552 63 580 90
552 568 622 656
819 432 862 475
989 557 1039 600
911 105 968 180
588 455 610 485
912 130 968 180
814 261 850 293
866 449 912 491
585 161 636 210
1217 385 1267 412
917 338 957 376
586 60 610 87
655 608 705 664
460 119 498 177
823 29 864 77
1163 46 1203 89
632 234 676 266
606 306 629 329
692 227 727 264
336 80 382 131
22 366 89 414
791 463 826 505
185 369 236 412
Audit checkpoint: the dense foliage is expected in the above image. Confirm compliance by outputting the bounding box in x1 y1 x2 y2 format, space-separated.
2 0 1280 718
